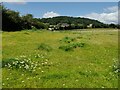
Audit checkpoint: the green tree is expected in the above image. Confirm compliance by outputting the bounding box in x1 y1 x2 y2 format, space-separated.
2 6 22 31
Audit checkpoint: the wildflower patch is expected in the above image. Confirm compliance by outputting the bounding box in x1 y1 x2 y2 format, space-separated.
112 59 120 74
2 58 35 72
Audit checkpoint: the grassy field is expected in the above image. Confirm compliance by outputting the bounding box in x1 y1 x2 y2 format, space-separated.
2 29 118 88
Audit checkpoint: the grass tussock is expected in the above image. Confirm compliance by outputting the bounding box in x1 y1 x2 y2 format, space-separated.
59 42 85 51
59 36 76 43
37 43 52 52
41 73 69 80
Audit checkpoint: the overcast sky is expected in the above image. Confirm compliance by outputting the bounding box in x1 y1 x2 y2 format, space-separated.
3 2 118 24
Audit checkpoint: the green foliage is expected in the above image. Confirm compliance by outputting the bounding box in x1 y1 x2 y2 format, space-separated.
59 45 73 51
60 36 75 43
2 58 33 71
59 36 85 51
2 6 46 31
2 58 17 68
2 6 22 31
38 43 52 52
59 42 85 51
109 23 117 28
73 42 85 47
31 26 37 30
2 54 52 74
112 60 120 74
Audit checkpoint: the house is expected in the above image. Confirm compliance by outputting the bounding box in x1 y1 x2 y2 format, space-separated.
57 23 70 30
87 24 93 28
48 28 54 31
60 23 69 28
49 25 59 30
48 23 70 31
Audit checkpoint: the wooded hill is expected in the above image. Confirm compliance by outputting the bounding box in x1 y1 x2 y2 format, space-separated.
40 16 107 28
39 16 110 30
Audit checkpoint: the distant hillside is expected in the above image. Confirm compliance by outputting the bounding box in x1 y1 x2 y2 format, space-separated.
39 16 108 28
2 4 119 31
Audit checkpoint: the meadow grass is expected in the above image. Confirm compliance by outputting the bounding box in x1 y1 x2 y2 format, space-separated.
2 29 118 88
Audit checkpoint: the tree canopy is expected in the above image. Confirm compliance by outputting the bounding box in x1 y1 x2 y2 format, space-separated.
2 5 47 31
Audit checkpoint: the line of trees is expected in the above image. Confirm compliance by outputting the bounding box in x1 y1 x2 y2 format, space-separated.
1 4 120 31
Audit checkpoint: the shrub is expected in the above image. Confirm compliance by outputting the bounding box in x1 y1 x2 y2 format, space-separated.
59 42 85 51
38 43 52 52
59 45 73 51
76 42 85 47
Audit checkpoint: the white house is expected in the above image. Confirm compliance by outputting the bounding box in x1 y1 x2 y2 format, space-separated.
87 24 93 28
48 28 54 31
